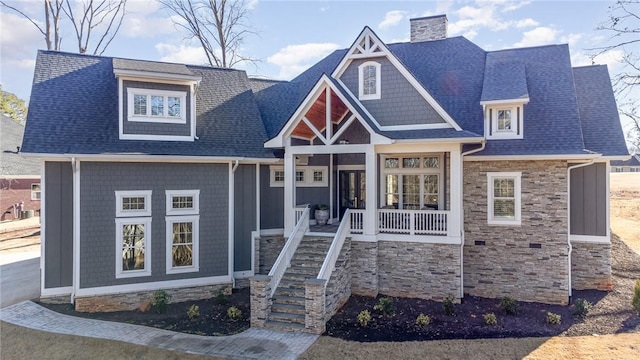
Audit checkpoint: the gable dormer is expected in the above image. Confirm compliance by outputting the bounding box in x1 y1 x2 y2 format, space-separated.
113 59 201 141
481 59 529 140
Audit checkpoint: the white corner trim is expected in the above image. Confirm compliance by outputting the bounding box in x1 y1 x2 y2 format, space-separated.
75 275 231 298
40 160 46 295
72 160 80 300
570 235 611 244
228 162 234 281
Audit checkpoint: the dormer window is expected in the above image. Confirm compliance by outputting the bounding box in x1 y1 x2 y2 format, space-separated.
485 104 524 140
358 61 381 100
128 88 187 124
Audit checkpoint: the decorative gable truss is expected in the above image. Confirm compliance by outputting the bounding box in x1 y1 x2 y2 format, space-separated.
331 27 462 131
265 74 392 148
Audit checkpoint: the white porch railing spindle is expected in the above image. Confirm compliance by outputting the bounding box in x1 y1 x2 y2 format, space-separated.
377 209 449 236
349 209 364 234
268 205 310 297
318 209 351 281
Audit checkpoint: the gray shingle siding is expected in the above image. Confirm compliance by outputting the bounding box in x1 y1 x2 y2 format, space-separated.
340 57 445 126
78 162 229 289
121 81 192 137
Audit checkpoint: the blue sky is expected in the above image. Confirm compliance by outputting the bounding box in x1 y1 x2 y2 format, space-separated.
0 0 624 103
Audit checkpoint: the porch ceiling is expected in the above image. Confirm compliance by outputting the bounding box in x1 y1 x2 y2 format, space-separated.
291 88 350 140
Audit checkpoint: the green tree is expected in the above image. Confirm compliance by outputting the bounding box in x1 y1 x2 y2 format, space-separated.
1 86 28 125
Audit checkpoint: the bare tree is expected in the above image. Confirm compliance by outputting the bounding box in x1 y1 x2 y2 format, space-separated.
63 0 127 55
160 0 256 68
1 0 64 51
592 0 640 154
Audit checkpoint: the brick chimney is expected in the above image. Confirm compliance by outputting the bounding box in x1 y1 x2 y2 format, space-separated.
410 15 448 42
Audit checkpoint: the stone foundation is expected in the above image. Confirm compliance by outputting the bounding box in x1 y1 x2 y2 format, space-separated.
258 235 286 274
571 241 613 290
350 241 378 296
74 283 231 312
325 238 352 319
463 161 570 305
250 275 271 328
39 294 72 305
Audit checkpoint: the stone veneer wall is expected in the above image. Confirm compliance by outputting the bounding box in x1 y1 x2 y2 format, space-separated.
258 235 286 274
377 241 460 300
350 241 378 296
463 160 570 305
571 241 612 290
325 239 352 319
74 283 231 312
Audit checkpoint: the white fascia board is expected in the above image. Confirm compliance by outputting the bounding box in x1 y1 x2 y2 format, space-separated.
480 98 530 106
331 27 462 131
21 153 280 163
464 154 602 161
600 155 632 161
391 137 483 144
0 175 41 179
113 69 201 84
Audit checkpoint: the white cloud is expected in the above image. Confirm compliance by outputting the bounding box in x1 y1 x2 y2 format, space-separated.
572 49 625 68
267 43 340 79
448 0 538 36
246 0 259 11
501 0 532 12
378 10 406 30
0 12 42 68
120 0 176 38
515 18 538 28
464 30 479 40
560 33 583 48
513 27 558 47
155 43 211 65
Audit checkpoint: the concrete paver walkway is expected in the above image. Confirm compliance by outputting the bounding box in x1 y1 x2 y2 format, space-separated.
0 301 318 360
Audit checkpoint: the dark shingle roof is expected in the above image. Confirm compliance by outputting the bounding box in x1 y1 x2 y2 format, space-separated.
572 65 629 157
1 115 40 176
22 51 272 158
481 58 528 102
113 58 195 76
611 155 640 166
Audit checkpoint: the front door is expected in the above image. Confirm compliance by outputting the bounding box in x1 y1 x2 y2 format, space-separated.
339 170 366 219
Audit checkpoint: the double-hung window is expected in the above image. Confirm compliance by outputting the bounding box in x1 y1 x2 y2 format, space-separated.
486 105 524 139
115 190 152 278
165 190 199 274
127 88 187 124
31 183 41 200
487 172 522 225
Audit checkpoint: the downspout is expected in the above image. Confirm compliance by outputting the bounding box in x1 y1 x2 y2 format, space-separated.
567 159 595 298
70 157 77 303
230 160 239 288
459 141 486 298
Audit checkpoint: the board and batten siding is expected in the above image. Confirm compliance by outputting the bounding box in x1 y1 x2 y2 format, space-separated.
44 162 74 289
569 163 607 236
339 57 446 127
234 164 256 272
78 162 228 289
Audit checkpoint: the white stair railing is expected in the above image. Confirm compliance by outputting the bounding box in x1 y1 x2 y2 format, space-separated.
268 205 310 297
318 209 351 282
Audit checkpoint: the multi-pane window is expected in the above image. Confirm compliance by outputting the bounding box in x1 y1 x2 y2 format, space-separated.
128 88 186 123
402 175 421 210
384 174 399 208
115 190 152 278
313 170 324 182
487 172 521 225
295 170 305 182
487 105 523 139
270 166 328 187
384 158 399 169
358 61 381 100
31 183 41 200
274 170 285 182
165 190 199 274
381 155 442 209
497 109 512 131
423 175 439 208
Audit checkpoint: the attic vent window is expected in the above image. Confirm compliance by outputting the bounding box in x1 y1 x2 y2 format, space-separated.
358 61 381 100
486 105 524 140
127 88 186 124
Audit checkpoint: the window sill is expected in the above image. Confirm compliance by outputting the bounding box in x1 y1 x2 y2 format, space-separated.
167 266 199 275
128 116 186 124
116 270 152 279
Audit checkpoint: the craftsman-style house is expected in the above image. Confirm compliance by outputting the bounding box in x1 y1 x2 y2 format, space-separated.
22 16 629 333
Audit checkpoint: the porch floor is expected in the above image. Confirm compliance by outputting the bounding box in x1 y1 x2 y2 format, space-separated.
309 223 339 233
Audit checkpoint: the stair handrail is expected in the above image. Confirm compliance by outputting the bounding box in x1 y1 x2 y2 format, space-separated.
268 205 310 297
317 209 351 283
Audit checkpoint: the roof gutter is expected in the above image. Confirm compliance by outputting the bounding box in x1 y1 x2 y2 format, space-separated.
18 152 280 163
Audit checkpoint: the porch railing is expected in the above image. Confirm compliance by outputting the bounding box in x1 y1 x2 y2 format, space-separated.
318 209 351 282
295 204 310 224
378 209 448 236
349 209 365 234
268 205 310 297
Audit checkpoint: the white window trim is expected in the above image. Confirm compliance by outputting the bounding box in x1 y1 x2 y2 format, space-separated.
486 105 524 140
487 172 522 225
358 61 381 100
115 217 152 279
165 189 200 216
379 154 444 210
127 88 187 124
31 183 41 200
165 215 200 274
270 166 328 187
115 190 152 217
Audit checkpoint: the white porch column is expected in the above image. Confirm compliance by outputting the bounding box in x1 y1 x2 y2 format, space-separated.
284 150 295 236
449 147 462 239
364 146 377 236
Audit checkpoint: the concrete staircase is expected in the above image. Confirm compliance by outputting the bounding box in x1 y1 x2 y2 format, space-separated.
265 235 333 331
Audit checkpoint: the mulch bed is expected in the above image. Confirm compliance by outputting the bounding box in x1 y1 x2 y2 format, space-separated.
39 287 251 336
39 235 640 341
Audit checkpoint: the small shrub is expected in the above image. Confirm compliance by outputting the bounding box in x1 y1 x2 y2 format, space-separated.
214 290 230 305
483 313 497 326
632 279 640 315
572 298 592 318
499 296 519 315
227 306 242 321
187 304 200 320
357 310 371 327
415 313 431 326
152 290 171 314
373 296 395 316
443 296 455 316
546 312 561 325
